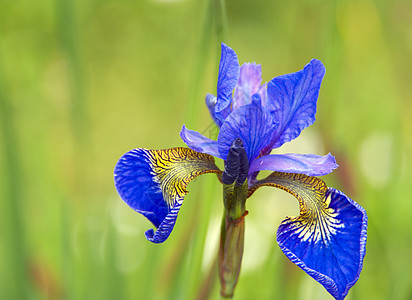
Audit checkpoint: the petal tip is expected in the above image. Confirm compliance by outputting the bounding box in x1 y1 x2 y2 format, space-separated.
145 228 155 241
327 153 339 171
221 42 233 53
309 58 326 75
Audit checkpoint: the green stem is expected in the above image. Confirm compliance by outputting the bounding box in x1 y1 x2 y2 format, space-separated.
219 181 248 298
0 51 30 299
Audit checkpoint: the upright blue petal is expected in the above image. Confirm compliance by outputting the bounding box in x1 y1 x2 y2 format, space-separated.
249 153 338 176
114 148 221 243
265 59 325 150
217 94 278 163
215 43 240 123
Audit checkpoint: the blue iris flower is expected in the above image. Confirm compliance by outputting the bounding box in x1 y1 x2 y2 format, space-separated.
181 43 338 180
114 43 367 300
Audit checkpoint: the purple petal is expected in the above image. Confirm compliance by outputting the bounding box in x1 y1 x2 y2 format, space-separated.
180 125 221 158
249 153 338 176
265 59 325 150
233 63 264 110
217 94 278 163
215 43 240 123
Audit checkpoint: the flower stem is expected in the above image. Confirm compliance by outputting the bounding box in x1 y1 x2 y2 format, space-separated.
219 181 248 298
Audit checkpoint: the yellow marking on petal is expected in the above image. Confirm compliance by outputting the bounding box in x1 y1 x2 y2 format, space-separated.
146 148 222 208
249 172 344 243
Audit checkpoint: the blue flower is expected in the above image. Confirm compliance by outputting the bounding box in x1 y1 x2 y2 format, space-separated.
114 43 367 300
181 44 338 180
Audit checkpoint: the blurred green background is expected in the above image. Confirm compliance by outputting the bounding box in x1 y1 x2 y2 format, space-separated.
1 0 411 299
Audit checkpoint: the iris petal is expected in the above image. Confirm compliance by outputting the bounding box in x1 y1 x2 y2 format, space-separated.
217 94 278 163
265 59 325 150
205 94 221 127
215 43 240 123
249 172 367 300
180 125 221 158
233 63 264 110
249 153 338 176
114 147 221 243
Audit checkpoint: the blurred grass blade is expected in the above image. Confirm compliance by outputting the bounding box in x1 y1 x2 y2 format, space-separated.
185 0 227 126
55 0 87 146
0 51 31 299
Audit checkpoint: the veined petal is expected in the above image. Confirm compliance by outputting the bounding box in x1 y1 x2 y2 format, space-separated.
180 125 221 158
249 172 367 300
217 94 278 163
114 147 221 243
233 63 263 110
265 59 325 150
249 153 338 176
215 43 240 123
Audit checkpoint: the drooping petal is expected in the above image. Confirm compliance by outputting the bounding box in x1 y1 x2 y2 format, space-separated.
217 94 278 163
249 153 338 176
180 125 221 158
233 63 264 110
249 172 367 300
215 43 240 123
265 59 325 150
114 147 222 243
